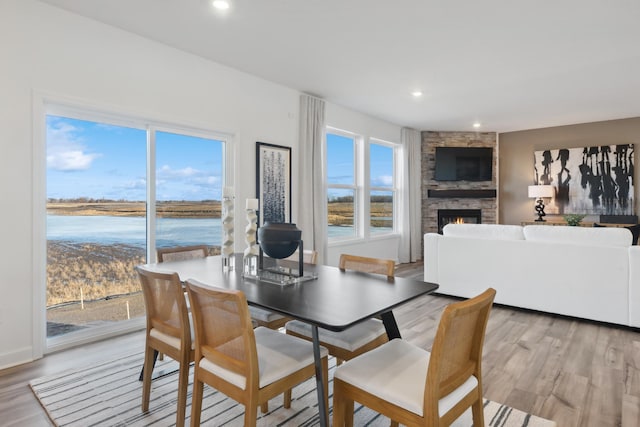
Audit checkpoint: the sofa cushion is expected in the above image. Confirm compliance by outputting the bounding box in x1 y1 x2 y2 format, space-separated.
442 224 525 240
523 225 631 247
594 223 640 245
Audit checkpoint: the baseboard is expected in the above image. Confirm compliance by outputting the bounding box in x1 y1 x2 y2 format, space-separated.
0 346 36 371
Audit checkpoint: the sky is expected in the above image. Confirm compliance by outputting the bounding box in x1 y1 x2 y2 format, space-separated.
326 132 394 200
46 115 393 202
46 115 223 201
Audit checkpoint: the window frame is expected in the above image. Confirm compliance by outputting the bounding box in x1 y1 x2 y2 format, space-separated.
325 127 400 244
326 127 360 242
34 96 234 355
368 138 398 237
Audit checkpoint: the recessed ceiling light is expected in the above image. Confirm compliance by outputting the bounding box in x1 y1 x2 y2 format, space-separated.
212 0 230 10
411 91 423 97
473 122 481 128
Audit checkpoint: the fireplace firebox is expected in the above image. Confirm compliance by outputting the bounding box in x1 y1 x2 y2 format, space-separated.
437 209 481 234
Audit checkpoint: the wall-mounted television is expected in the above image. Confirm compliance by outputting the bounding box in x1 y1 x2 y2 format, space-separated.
434 147 493 181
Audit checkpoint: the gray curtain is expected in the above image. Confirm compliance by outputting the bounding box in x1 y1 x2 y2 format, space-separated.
399 127 422 263
297 94 327 264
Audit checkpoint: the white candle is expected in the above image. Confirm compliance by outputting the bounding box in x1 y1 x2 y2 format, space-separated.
222 186 234 197
246 198 259 210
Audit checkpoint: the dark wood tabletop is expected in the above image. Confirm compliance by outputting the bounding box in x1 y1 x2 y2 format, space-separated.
141 253 438 332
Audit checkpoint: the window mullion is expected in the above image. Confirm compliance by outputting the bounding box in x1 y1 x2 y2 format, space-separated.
147 127 156 262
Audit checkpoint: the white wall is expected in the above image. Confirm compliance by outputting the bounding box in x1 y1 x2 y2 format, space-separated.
0 0 403 369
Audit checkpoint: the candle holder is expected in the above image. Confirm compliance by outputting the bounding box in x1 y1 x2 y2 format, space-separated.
221 188 235 271
243 199 259 276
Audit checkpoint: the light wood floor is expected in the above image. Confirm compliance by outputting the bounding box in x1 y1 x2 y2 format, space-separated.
2 262 640 426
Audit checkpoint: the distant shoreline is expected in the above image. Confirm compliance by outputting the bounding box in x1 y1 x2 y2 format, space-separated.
47 201 221 219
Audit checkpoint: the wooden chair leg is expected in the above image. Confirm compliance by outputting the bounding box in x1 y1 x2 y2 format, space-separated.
472 396 485 427
175 359 189 427
284 389 292 408
141 346 155 412
333 385 344 427
390 421 399 427
260 402 268 413
322 356 329 422
344 399 354 427
190 375 204 427
245 401 258 427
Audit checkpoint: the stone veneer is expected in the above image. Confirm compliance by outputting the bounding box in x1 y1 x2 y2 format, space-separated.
422 131 498 235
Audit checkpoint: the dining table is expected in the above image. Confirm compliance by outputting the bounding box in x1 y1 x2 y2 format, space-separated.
139 253 438 427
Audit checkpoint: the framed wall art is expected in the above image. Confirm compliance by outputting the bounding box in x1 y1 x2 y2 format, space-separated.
256 142 291 226
533 144 635 216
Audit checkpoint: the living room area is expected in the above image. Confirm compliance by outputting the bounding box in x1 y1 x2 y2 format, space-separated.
3 1 640 426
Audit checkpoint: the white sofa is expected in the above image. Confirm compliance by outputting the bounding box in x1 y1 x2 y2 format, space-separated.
424 223 640 327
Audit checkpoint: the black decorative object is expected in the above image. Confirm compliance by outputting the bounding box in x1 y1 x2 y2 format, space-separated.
256 142 292 226
257 222 301 259
528 185 554 222
257 222 304 277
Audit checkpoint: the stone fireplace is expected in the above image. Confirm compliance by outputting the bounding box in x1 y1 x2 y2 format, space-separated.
421 131 498 236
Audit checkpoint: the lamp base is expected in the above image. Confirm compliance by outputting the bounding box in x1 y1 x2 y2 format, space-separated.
534 198 547 222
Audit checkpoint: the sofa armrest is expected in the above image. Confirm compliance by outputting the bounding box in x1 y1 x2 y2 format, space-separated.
629 246 640 327
424 233 440 283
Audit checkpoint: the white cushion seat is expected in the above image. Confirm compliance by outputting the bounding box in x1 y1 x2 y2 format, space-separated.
149 312 195 350
199 327 328 389
334 338 478 417
249 306 286 323
285 318 385 351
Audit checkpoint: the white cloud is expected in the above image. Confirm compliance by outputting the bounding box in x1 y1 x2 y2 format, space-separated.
374 175 394 186
157 165 200 179
47 120 101 171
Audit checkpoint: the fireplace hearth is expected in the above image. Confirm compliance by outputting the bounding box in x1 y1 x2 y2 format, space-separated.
437 209 481 234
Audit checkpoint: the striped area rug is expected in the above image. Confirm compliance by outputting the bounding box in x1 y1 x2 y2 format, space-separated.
30 352 556 427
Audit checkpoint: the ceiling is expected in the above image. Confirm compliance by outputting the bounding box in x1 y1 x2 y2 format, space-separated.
39 0 640 132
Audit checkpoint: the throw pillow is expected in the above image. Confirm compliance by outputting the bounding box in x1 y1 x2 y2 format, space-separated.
625 224 640 245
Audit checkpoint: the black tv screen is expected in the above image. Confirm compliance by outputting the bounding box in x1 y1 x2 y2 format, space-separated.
434 147 493 181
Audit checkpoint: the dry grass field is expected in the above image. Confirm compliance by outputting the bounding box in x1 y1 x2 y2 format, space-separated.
328 201 392 227
47 200 220 218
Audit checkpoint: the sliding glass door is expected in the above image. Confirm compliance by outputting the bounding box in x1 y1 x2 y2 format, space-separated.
45 111 226 345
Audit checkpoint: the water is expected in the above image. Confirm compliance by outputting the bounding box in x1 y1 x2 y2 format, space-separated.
47 215 222 247
47 216 391 246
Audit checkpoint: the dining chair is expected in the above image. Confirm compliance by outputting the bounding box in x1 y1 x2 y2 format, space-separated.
332 288 496 427
155 245 207 361
157 244 208 262
137 265 194 427
185 279 329 427
248 249 318 330
284 253 395 365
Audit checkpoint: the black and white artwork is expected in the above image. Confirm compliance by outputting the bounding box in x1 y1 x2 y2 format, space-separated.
533 144 635 215
256 142 291 226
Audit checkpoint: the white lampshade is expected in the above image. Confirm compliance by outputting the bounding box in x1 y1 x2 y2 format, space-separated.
528 185 555 198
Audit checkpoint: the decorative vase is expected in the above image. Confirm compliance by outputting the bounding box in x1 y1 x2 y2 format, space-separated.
257 222 301 259
243 199 259 276
221 187 234 271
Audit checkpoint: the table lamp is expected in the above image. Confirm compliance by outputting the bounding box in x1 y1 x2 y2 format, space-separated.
528 185 555 222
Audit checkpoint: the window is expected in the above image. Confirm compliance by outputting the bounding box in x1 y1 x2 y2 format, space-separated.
45 108 228 344
326 129 398 241
155 131 224 249
326 131 357 239
369 141 395 235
